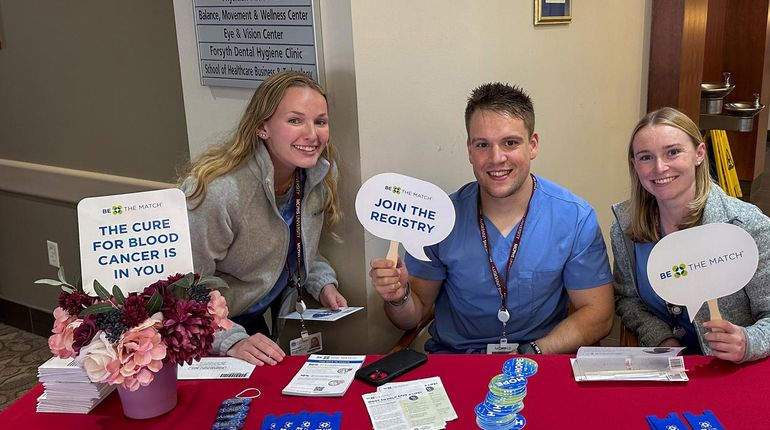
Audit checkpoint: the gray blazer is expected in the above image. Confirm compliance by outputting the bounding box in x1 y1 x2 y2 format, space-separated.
611 184 770 362
182 144 338 354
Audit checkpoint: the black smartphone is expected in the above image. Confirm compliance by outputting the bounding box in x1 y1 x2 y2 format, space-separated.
355 348 428 386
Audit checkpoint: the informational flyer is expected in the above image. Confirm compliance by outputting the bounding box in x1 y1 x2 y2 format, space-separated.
282 355 365 397
379 377 457 423
363 381 444 430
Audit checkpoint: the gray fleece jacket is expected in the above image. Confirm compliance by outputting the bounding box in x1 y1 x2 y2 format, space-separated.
182 144 338 355
611 184 770 362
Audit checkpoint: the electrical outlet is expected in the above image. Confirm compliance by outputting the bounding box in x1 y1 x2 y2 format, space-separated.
46 240 60 268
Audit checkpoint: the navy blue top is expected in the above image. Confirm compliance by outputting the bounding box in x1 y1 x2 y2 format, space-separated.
634 242 702 353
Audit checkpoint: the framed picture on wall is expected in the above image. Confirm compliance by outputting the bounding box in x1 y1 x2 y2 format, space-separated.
534 0 572 26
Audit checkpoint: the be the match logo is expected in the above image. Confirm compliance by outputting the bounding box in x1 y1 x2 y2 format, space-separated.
658 253 744 280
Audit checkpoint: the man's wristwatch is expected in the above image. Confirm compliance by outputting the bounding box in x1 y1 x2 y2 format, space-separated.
517 341 542 355
388 282 411 307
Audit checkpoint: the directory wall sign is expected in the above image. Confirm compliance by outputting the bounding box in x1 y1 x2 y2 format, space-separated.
194 0 320 88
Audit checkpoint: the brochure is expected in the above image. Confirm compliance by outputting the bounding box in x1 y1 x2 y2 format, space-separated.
282 354 365 397
362 377 457 430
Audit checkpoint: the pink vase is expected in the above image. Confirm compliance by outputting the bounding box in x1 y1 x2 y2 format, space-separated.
116 362 178 419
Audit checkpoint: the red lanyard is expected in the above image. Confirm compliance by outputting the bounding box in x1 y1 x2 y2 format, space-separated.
287 170 305 301
477 174 537 313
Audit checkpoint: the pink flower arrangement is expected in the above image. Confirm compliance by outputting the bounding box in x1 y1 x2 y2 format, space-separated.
37 271 232 391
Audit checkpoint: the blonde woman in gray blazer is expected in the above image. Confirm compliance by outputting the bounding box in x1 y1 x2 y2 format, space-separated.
611 107 770 363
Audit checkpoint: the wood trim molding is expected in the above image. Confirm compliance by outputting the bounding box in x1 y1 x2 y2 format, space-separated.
0 159 174 204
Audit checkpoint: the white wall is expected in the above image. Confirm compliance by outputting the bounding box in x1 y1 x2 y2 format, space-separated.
351 0 646 231
173 0 650 353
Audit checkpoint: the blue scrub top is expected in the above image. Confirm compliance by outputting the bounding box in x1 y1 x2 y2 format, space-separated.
405 177 613 353
634 242 702 353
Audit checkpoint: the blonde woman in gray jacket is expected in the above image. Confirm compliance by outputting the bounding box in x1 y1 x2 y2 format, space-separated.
611 107 770 363
180 72 347 366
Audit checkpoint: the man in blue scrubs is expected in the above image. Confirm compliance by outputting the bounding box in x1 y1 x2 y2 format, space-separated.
370 83 614 354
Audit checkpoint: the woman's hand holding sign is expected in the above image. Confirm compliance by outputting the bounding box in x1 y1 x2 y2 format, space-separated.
703 319 747 362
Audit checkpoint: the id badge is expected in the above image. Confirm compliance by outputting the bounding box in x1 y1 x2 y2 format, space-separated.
486 341 518 354
289 332 323 355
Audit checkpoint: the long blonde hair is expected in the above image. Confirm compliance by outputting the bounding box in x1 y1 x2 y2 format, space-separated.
180 71 341 231
626 107 711 242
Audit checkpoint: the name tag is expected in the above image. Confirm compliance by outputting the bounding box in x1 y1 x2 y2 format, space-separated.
486 342 518 354
289 332 323 355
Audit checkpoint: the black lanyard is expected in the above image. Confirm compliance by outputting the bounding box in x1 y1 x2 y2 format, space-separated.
477 174 537 313
287 170 305 301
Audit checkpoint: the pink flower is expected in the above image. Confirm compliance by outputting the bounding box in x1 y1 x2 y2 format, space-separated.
115 313 166 390
77 332 120 383
48 307 79 358
51 307 75 334
207 290 233 330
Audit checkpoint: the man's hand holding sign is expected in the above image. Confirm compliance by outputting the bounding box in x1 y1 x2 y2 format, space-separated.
648 223 759 362
356 173 455 328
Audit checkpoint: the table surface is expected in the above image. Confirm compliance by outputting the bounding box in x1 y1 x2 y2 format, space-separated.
1 354 767 429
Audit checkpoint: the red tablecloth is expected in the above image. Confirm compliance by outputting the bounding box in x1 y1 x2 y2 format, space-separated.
1 354 767 429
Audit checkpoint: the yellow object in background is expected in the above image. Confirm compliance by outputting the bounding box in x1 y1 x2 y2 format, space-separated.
708 130 742 198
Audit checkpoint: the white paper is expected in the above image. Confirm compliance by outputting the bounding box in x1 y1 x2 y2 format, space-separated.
571 346 688 382
282 354 365 397
36 357 115 414
379 377 457 423
363 389 437 430
280 306 364 321
177 357 255 380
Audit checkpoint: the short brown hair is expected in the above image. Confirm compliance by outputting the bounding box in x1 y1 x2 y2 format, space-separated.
464 82 535 137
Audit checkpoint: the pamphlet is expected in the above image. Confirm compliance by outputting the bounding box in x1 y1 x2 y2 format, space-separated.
363 377 457 430
570 346 688 382
380 377 458 423
282 354 365 397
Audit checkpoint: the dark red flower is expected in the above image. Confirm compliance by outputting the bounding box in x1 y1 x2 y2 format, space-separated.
120 294 149 328
161 300 215 365
58 290 96 316
71 315 98 354
142 273 202 314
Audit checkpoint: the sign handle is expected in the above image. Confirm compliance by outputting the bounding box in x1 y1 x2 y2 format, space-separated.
386 240 400 265
707 299 725 333
707 299 722 321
